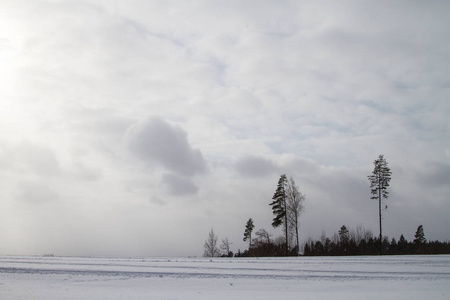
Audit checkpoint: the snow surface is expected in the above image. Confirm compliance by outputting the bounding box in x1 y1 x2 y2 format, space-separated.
1 255 449 299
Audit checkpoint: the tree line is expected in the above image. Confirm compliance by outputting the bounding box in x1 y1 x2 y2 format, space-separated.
304 224 450 256
203 154 449 257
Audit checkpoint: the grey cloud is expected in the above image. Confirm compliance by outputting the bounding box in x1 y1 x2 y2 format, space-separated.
16 181 59 203
420 162 450 188
71 161 102 182
127 117 207 176
15 141 61 176
149 196 167 206
0 141 12 170
235 155 277 177
394 161 450 194
162 173 199 196
280 157 321 177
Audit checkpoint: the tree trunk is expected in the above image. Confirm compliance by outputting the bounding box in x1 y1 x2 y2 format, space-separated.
284 194 289 256
378 177 382 255
295 218 299 255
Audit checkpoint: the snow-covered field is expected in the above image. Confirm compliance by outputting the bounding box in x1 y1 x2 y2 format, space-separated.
1 255 449 299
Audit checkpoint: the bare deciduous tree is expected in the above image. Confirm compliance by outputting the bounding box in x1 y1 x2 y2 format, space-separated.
203 229 220 257
254 228 272 245
354 225 373 244
286 177 305 255
220 238 233 256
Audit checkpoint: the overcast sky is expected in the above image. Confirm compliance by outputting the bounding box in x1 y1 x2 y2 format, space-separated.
0 1 449 257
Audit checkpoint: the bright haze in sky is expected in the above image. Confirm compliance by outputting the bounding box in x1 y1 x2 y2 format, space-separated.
0 1 449 257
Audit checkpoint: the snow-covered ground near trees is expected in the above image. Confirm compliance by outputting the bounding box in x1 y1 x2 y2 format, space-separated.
1 255 449 299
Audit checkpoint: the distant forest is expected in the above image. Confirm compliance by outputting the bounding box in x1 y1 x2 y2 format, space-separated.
302 225 450 256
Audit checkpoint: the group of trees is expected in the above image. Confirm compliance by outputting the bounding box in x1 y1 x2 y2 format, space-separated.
238 175 306 257
239 222 300 257
268 175 305 255
203 154 448 257
203 229 234 257
203 175 306 258
304 224 450 256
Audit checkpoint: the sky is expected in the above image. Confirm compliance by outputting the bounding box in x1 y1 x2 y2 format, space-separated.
0 1 449 257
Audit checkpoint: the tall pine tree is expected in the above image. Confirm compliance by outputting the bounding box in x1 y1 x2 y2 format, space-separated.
243 218 255 250
368 154 392 255
414 225 426 244
270 174 288 255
